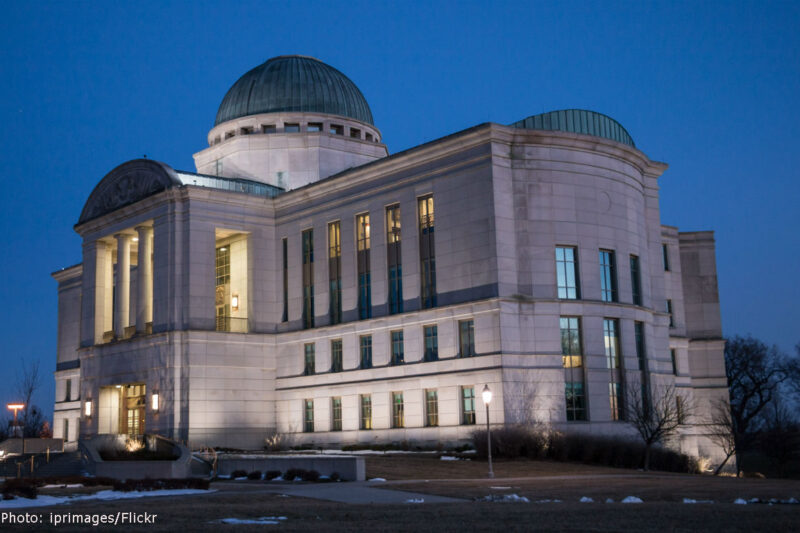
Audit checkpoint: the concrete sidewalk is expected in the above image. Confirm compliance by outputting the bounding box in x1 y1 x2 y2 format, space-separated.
253 481 464 504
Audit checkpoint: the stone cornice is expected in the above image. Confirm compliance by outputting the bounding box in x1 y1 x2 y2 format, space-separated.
52 263 82 282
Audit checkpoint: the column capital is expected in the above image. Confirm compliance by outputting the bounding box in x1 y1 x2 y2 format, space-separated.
134 225 154 234
114 232 134 241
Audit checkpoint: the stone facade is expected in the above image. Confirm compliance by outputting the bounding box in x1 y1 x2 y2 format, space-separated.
52 57 729 463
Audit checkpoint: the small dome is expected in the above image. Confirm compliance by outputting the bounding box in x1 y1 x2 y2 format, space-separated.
215 55 374 126
510 109 635 147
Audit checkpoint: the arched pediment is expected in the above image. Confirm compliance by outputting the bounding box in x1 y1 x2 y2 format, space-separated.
78 159 182 225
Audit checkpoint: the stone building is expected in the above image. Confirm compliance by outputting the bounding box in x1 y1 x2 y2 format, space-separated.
52 55 728 461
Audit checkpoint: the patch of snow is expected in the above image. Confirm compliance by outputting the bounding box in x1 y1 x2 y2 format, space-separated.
406 498 425 503
318 475 330 480
749 498 760 503
270 476 284 481
440 456 459 461
233 476 248 481
490 486 511 490
580 496 594 503
368 478 386 482
733 498 747 505
215 474 231 479
605 498 614 504
621 496 643 504
0 489 214 509
783 498 798 504
683 498 714 504
460 449 477 454
477 494 531 503
534 498 561 503
42 484 84 489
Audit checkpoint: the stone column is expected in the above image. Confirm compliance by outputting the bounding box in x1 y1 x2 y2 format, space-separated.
135 226 154 333
114 233 132 337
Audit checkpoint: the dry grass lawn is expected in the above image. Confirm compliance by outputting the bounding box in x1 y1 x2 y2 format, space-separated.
1 455 798 532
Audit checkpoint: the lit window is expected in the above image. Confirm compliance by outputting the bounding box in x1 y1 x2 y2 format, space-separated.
560 317 582 368
392 392 404 428
555 246 580 299
328 222 342 325
418 195 436 308
360 394 372 429
423 325 438 362
331 339 343 372
461 386 475 425
359 335 372 369
386 204 403 314
303 399 314 433
599 250 617 302
630 255 642 306
425 389 438 427
390 330 404 365
458 320 475 357
331 397 342 431
356 214 371 320
303 343 315 376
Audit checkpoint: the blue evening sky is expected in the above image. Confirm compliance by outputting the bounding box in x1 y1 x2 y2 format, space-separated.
1 1 798 419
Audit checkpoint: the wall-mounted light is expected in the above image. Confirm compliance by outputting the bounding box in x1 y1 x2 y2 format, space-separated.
84 399 93 417
152 393 160 412
231 294 239 311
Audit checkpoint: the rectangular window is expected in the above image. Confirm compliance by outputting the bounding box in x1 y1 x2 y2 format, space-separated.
330 124 343 135
676 396 686 424
555 246 580 299
666 299 674 327
392 392 404 428
215 246 231 286
65 379 72 402
262 124 277 134
350 127 361 139
240 126 253 135
282 238 288 322
561 316 586 421
599 249 618 302
458 319 475 357
662 243 670 271
284 123 300 133
331 339 343 372
328 222 342 325
215 245 232 332
603 319 620 369
425 389 438 427
390 330 404 365
303 343 315 376
560 317 582 368
331 397 342 431
630 255 642 306
418 195 437 308
634 321 646 371
565 382 586 421
356 213 372 319
609 382 624 421
671 348 678 375
386 204 403 314
303 399 314 433
63 419 69 442
307 122 323 132
365 132 373 142
302 230 314 329
635 321 650 414
360 394 372 429
461 386 476 425
359 335 372 369
423 325 438 362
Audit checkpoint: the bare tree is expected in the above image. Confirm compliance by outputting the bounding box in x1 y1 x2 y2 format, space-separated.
16 359 46 438
725 336 788 442
707 398 737 475
627 383 691 471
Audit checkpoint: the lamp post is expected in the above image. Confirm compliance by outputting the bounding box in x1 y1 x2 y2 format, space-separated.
7 403 24 438
482 385 494 479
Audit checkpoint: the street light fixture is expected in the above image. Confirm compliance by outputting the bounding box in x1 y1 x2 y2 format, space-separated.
7 403 24 438
482 385 494 479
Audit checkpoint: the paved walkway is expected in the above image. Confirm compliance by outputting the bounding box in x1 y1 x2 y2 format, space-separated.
221 480 464 504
